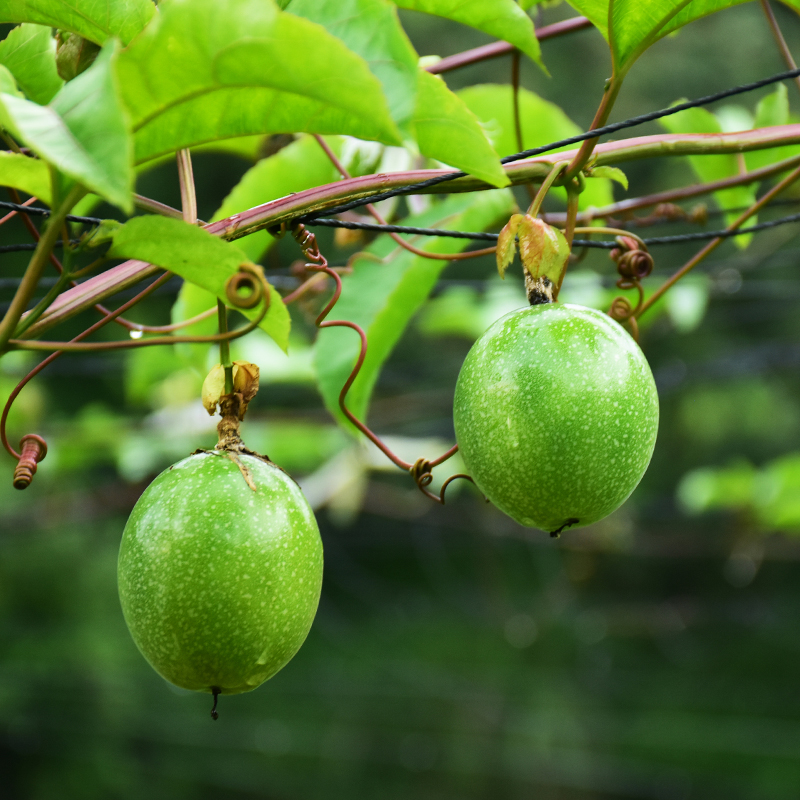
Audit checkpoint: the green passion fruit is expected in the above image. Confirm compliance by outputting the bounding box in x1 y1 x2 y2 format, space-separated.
118 451 323 697
453 304 659 533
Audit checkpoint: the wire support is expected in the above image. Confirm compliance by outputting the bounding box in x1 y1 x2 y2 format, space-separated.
296 66 800 222
306 211 800 249
0 200 104 226
5 67 800 236
1 240 82 254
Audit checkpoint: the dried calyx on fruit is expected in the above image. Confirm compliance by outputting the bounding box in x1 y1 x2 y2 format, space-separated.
118 362 323 719
496 214 571 305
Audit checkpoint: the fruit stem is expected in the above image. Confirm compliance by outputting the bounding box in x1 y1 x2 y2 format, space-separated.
217 301 234 395
211 687 220 721
527 161 568 217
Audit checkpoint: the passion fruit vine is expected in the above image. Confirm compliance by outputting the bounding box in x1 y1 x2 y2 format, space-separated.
118 364 322 715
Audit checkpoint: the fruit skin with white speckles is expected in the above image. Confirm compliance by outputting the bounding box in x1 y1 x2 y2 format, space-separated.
453 304 659 533
118 452 323 694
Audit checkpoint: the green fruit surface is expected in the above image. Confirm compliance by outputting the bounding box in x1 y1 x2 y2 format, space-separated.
118 453 323 694
453 304 659 532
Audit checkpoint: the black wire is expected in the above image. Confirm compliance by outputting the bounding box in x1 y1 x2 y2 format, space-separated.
0 200 104 226
4 65 800 240
0 239 82 253
296 66 800 222
307 211 800 249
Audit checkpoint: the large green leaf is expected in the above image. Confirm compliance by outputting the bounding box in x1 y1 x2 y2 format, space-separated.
566 0 745 74
413 71 508 187
210 135 343 262
117 0 403 166
0 151 52 204
314 189 515 430
0 0 156 46
107 216 291 351
393 0 543 69
457 84 612 209
660 104 755 249
0 24 62 105
285 0 419 135
0 42 133 211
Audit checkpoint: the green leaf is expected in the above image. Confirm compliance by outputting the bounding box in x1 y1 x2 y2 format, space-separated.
0 42 133 211
413 71 508 187
457 84 613 208
393 0 544 69
314 189 515 430
285 0 419 135
566 0 746 74
0 0 156 46
0 151 52 204
0 24 62 105
107 216 291 351
745 85 800 173
0 64 23 96
660 103 755 248
210 135 343 263
117 0 403 166
587 165 628 189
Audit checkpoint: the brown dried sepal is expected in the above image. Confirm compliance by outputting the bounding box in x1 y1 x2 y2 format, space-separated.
202 361 260 418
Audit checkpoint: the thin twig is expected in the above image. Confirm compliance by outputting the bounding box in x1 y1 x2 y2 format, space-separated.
637 162 800 317
425 16 593 74
760 0 800 96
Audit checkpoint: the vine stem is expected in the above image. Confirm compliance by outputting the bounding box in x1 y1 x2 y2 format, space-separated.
528 161 568 216
312 135 495 261
760 0 800 97
20 127 800 342
0 184 84 352
426 16 592 74
545 151 800 224
637 162 800 317
6 187 175 335
565 77 623 179
1 272 172 460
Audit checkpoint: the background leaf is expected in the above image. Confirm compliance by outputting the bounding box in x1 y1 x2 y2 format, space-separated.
457 84 613 209
107 216 290 351
660 103 756 249
314 190 515 430
0 151 51 204
285 0 419 135
117 0 403 166
0 24 62 105
0 42 132 211
0 0 156 46
393 0 544 69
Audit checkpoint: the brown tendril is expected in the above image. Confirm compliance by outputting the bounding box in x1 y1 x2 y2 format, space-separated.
606 235 654 340
291 224 471 501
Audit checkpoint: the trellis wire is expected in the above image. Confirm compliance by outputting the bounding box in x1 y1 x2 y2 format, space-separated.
297 65 800 221
4 65 800 239
305 211 800 249
0 200 103 226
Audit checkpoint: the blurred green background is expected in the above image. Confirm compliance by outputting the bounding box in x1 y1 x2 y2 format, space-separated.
5 2 800 798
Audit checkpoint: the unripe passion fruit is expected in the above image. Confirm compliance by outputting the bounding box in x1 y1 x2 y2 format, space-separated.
118 452 323 695
453 304 659 533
